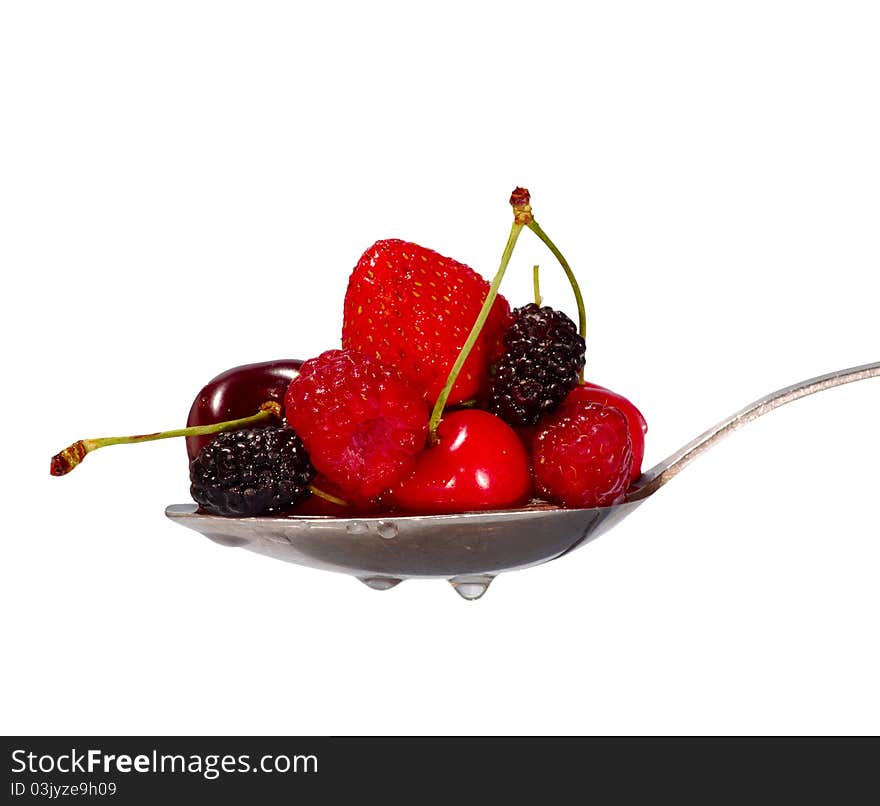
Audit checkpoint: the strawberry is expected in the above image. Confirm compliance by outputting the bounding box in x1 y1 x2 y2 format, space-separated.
342 239 512 405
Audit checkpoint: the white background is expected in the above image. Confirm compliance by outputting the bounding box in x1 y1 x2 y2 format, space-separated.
2 1 878 735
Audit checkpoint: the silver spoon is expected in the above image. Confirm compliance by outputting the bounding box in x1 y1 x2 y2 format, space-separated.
166 361 880 600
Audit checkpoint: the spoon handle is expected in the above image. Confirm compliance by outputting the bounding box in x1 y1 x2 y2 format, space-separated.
627 361 880 501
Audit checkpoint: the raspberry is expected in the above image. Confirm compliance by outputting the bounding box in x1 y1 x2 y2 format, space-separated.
488 304 586 427
284 349 429 502
563 383 647 482
189 426 315 517
532 401 633 508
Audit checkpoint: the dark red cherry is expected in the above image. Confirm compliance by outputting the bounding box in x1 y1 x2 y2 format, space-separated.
185 359 303 460
563 383 647 482
391 409 532 514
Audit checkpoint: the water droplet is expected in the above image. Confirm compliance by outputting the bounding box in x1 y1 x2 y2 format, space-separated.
449 575 494 601
358 576 402 591
346 521 369 534
376 521 398 539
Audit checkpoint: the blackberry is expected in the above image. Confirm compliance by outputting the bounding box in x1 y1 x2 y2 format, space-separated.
487 303 586 427
190 426 315 517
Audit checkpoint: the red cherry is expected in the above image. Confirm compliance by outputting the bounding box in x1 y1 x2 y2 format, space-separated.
185 359 303 461
562 383 647 481
391 409 532 514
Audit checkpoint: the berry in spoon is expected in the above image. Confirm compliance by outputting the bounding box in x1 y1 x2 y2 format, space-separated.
488 303 585 427
186 359 303 460
532 401 633 508
190 426 315 517
391 409 532 514
563 383 647 482
342 239 512 405
284 349 429 503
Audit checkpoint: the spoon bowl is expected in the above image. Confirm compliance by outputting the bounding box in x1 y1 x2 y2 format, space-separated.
166 361 879 599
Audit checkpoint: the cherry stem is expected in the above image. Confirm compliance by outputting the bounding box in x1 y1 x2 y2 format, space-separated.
525 219 586 341
533 264 542 306
524 218 586 383
428 220 525 439
308 485 349 507
50 401 283 476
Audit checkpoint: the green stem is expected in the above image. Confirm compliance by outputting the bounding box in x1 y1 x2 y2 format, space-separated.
526 219 586 341
309 484 349 507
532 264 542 306
428 221 524 438
50 401 283 476
526 218 586 383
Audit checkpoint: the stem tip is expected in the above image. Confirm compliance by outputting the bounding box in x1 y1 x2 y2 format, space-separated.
50 440 87 476
510 187 533 225
260 400 283 418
